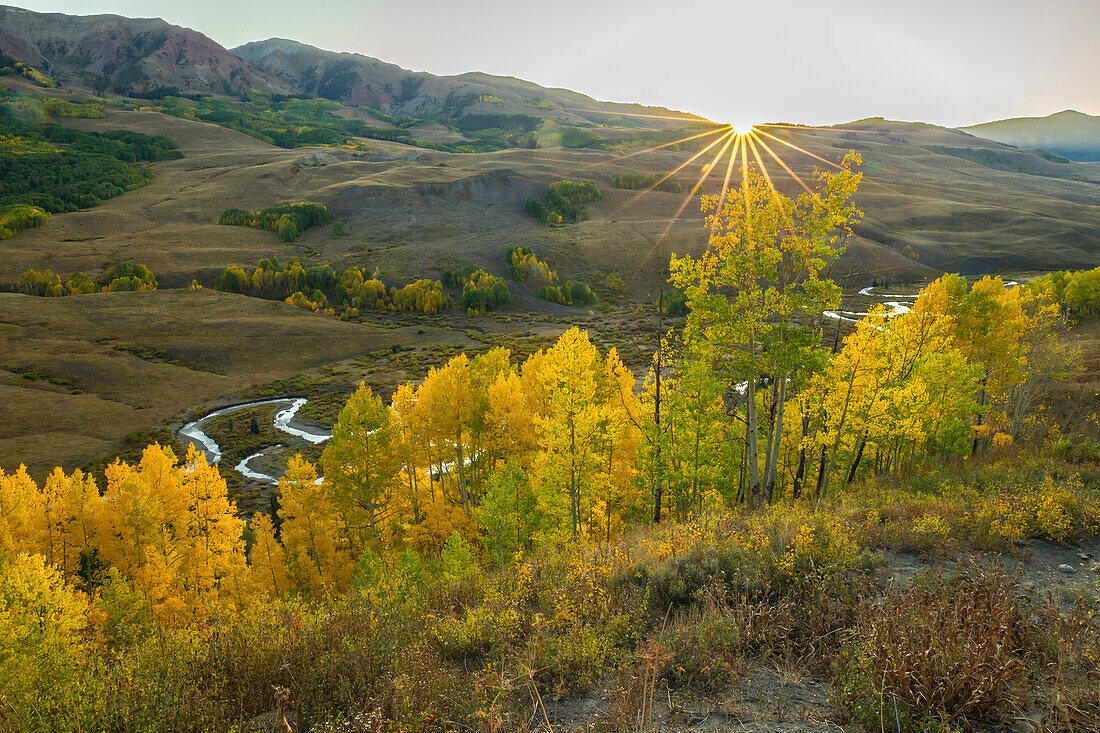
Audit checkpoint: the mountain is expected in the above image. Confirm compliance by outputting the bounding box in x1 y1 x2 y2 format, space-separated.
0 4 288 97
231 38 705 130
960 110 1100 162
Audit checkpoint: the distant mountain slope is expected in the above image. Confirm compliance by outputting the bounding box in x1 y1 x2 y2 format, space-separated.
960 110 1100 162
231 38 705 130
0 4 288 97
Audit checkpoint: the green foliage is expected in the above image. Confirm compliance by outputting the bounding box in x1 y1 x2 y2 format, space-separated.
39 97 106 119
609 172 682 193
538 280 597 306
439 532 476 581
442 267 511 313
559 127 602 149
526 180 602 224
216 259 449 315
217 203 333 242
1027 266 1100 318
38 124 180 161
477 461 537 569
658 288 689 316
98 262 157 291
1054 438 1100 464
0 204 48 240
0 94 176 212
524 196 547 221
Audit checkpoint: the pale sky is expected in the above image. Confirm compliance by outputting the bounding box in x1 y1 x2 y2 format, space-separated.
10 0 1099 127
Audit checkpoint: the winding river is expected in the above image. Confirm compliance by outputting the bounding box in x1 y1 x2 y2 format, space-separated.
824 279 1020 325
185 279 1023 484
179 398 332 485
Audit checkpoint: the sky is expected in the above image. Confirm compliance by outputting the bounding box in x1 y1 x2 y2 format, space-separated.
11 0 1099 127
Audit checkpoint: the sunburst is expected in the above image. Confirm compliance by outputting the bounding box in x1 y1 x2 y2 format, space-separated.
567 109 904 277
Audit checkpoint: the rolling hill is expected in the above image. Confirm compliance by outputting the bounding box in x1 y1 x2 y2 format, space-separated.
2 4 1100 476
961 110 1100 162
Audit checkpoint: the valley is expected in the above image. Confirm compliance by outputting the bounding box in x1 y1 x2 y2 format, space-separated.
1 3 1099 732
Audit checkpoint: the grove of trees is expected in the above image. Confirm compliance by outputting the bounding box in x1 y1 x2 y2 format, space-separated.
217 203 334 242
215 259 450 316
17 262 156 296
0 91 178 213
525 179 602 224
609 172 683 192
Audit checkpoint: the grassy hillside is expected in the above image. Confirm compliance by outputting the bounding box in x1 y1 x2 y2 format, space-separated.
0 288 422 476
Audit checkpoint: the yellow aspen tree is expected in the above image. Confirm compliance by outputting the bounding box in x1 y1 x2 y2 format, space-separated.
531 327 604 540
487 369 538 463
426 354 477 517
248 512 288 598
948 276 1026 451
0 466 44 556
0 553 90 699
592 347 643 539
279 454 351 597
671 158 862 504
41 467 101 581
392 382 426 525
98 445 189 624
322 383 402 549
178 445 247 614
468 347 515 479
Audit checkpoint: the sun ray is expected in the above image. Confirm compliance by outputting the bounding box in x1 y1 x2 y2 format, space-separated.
644 130 739 250
575 125 731 172
750 132 817 198
712 133 743 224
615 129 734 213
689 130 738 196
755 126 905 197
744 132 785 214
741 133 751 236
754 127 849 173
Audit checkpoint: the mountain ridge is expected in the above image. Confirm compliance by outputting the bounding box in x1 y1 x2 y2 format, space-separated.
0 3 290 96
230 36 708 129
960 109 1100 162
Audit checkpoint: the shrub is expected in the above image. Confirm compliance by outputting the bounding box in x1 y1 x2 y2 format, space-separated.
538 280 597 307
660 610 742 690
390 279 449 314
98 262 157 291
441 267 510 313
658 289 689 316
835 568 1037 730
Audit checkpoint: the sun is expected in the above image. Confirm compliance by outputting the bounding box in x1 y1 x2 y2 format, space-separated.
726 119 758 135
